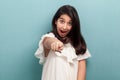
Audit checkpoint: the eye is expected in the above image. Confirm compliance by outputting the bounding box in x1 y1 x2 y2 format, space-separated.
68 22 72 26
59 19 65 24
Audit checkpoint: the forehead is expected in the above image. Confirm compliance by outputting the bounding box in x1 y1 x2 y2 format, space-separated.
59 14 71 21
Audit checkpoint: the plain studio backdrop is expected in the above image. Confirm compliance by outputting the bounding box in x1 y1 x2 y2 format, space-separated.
0 0 120 80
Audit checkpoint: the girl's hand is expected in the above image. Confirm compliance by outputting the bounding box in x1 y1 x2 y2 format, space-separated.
51 40 64 53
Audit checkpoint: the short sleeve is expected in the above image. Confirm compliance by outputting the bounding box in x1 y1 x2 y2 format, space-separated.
76 49 91 61
34 33 55 64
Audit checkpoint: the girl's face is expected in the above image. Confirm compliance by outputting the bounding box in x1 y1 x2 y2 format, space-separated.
55 14 72 37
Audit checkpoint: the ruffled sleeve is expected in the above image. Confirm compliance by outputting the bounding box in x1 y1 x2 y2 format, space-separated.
34 33 55 64
76 49 91 61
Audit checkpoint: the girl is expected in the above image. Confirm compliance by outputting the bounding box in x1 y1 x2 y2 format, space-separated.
35 5 91 80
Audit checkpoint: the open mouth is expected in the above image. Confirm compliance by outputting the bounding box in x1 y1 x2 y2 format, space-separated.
60 30 67 33
59 30 68 37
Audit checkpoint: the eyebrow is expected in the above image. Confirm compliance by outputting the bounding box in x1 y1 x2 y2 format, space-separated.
59 17 64 20
59 17 72 22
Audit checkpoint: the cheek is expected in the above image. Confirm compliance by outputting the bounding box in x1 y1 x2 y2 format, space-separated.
68 26 72 31
56 23 62 29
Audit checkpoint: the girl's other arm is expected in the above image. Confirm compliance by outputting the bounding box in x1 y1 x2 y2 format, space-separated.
77 59 86 80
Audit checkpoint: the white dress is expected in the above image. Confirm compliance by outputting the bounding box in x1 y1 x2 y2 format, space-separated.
35 33 91 80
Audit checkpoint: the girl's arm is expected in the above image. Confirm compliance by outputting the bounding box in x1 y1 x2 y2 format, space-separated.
43 37 64 56
77 59 86 80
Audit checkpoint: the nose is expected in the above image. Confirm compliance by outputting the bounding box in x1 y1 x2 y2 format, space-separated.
63 24 67 30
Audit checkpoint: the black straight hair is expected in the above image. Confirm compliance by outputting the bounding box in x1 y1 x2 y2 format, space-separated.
52 5 87 55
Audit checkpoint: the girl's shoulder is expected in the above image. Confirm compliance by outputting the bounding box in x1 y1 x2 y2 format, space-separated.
42 32 55 38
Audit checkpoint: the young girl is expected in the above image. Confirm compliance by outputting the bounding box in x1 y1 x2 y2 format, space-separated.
35 5 91 80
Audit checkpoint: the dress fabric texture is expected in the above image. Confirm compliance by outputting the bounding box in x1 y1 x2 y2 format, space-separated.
35 33 91 80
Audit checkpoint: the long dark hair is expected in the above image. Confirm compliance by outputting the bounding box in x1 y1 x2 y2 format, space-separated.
52 5 87 55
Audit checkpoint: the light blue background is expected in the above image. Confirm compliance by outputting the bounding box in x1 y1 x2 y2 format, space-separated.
0 0 120 80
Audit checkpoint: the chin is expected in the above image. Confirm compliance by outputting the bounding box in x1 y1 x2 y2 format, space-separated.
60 34 67 38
